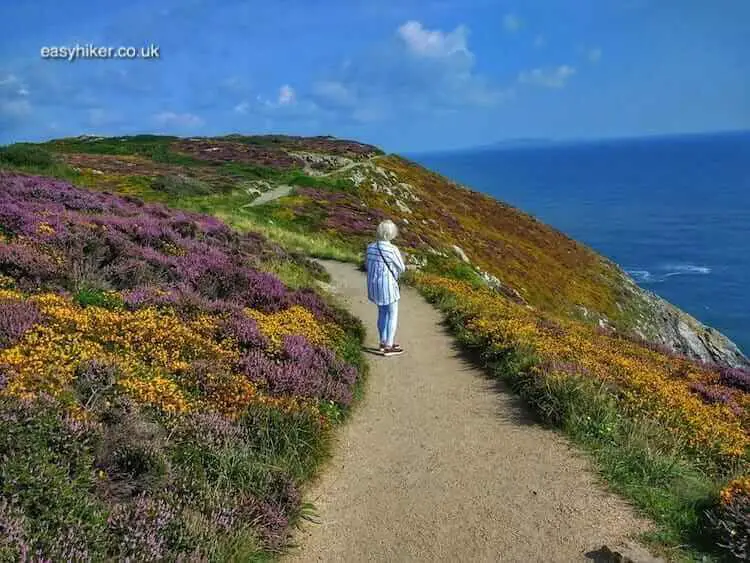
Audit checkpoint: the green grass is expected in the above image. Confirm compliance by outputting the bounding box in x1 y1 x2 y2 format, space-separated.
281 170 355 193
417 287 728 562
0 143 84 182
258 259 323 290
420 254 485 287
74 288 125 310
151 174 215 197
0 139 372 561
219 162 285 182
0 143 56 167
44 135 177 155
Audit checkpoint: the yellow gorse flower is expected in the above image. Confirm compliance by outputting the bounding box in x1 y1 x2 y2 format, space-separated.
0 291 321 419
720 477 750 505
414 272 749 459
246 305 343 349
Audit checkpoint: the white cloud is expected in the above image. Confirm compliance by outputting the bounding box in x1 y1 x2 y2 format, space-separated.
533 35 546 48
518 65 576 88
307 20 511 123
233 90 324 122
153 111 204 128
278 84 296 105
587 47 602 63
0 74 19 87
503 13 522 33
234 101 249 114
397 20 470 58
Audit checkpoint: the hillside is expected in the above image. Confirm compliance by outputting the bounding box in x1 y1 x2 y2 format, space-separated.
2 134 750 560
12 134 746 367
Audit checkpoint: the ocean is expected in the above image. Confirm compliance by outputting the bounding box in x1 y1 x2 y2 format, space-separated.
409 131 750 354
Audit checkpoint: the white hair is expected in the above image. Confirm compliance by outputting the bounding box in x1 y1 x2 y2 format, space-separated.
375 219 398 241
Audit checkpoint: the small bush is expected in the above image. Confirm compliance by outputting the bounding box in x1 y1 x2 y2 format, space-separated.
74 359 119 409
0 144 55 168
74 287 124 310
0 298 41 348
284 171 353 191
151 174 213 196
423 255 484 287
110 444 168 485
707 479 750 560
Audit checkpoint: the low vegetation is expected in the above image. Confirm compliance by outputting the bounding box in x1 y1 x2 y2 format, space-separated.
0 171 364 560
1 135 748 560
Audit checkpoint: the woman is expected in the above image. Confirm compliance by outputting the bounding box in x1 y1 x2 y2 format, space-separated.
366 219 406 356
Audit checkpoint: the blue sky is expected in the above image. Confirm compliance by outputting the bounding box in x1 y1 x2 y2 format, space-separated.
1 0 748 152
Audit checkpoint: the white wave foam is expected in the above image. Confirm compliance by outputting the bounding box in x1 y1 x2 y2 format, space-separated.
626 264 711 284
625 269 653 283
662 264 712 275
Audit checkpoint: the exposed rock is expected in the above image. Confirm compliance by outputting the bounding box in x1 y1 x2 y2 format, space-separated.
477 269 527 306
620 272 750 368
406 254 427 269
350 169 367 187
395 199 412 214
288 151 353 174
584 543 664 563
346 163 419 203
451 245 470 263
427 247 448 258
239 179 272 198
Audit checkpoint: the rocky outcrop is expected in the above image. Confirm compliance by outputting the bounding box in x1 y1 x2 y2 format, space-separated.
641 289 749 368
287 151 354 175
451 245 470 263
437 243 748 369
615 271 750 368
477 268 528 306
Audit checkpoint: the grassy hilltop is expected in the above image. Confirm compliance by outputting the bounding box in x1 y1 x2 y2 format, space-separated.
1 134 749 561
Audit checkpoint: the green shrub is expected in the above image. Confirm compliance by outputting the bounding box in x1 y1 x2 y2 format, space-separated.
151 174 213 196
422 255 484 287
74 288 124 310
283 170 354 193
706 486 750 560
0 396 108 559
110 444 169 487
0 144 55 167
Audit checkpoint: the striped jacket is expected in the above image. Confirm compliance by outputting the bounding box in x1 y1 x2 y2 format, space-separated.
365 241 406 305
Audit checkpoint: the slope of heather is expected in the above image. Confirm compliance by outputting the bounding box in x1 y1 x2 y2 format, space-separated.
10 133 745 369
2 135 750 559
0 171 365 560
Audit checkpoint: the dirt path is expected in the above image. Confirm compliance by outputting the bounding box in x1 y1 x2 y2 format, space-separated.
244 155 382 209
244 184 294 208
284 261 660 563
317 154 383 178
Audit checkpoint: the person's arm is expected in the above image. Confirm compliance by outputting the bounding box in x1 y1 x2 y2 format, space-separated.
392 245 406 274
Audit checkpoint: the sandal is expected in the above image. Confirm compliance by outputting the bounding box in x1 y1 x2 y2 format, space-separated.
382 346 404 357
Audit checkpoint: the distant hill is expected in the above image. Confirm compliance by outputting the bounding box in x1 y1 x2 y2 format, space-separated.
476 138 557 150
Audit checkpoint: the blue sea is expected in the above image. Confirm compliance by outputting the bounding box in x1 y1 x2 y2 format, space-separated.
409 131 750 354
